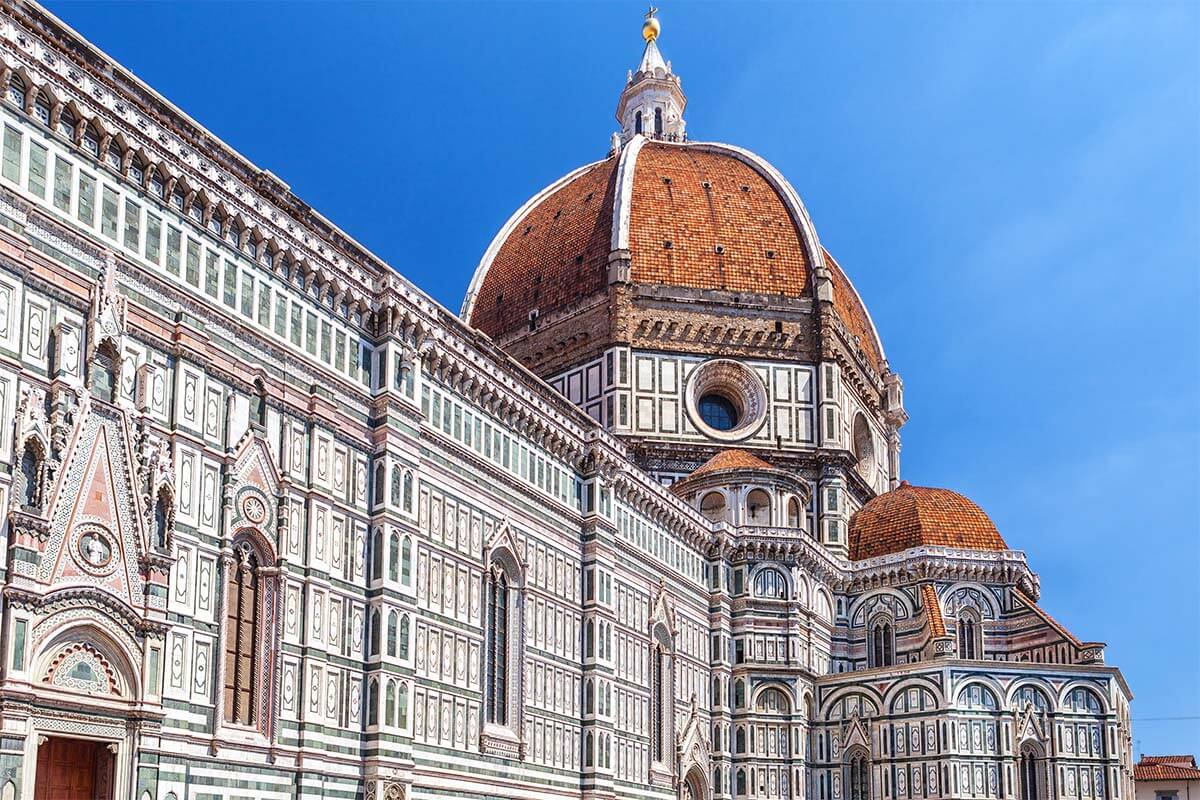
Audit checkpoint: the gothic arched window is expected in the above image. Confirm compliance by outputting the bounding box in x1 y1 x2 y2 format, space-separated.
401 537 412 585
399 614 409 660
370 529 383 582
7 76 26 109
402 471 413 511
368 609 381 657
650 622 674 766
481 546 523 750
390 466 401 506
846 750 870 800
869 618 895 668
635 110 643 135
397 682 409 728
367 678 379 726
1019 743 1044 800
224 539 262 726
388 532 400 582
485 569 510 725
386 610 398 657
957 612 980 659
385 679 396 725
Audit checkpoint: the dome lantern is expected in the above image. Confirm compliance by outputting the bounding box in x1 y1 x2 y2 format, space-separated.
617 8 686 144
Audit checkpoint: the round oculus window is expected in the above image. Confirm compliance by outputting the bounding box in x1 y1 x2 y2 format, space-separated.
684 359 768 442
698 394 739 431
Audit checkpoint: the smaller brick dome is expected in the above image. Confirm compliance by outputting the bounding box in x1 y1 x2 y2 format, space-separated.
848 482 1007 561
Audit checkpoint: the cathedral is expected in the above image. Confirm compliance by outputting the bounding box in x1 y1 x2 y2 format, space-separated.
0 2 1134 799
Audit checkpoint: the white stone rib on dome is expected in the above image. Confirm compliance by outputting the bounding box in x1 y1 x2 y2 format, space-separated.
607 137 887 364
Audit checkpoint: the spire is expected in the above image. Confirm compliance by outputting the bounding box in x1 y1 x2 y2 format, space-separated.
616 7 687 144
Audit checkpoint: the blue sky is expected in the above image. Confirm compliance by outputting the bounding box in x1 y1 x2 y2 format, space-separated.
50 1 1198 755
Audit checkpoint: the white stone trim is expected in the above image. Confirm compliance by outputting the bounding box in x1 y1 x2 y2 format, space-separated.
610 134 648 252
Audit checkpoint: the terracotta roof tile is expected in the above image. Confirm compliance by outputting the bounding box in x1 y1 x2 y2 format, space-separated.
628 143 810 294
824 249 883 372
689 449 775 478
469 142 822 341
471 157 619 338
1135 762 1200 781
848 481 1007 560
921 583 947 637
1141 757 1198 767
1012 589 1084 647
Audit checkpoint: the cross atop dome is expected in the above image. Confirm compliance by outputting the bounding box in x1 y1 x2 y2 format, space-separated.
616 7 687 144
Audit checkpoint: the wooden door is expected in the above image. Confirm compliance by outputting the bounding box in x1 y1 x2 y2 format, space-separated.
34 736 112 800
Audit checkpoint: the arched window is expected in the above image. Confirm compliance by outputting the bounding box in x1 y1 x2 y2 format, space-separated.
753 567 788 600
388 532 400 582
482 547 523 749
370 529 383 581
373 463 384 507
385 679 396 725
735 727 747 753
852 413 876 481
18 442 43 510
746 489 771 525
485 568 510 725
33 92 50 126
869 618 895 668
56 108 76 140
390 466 401 506
700 491 727 522
734 679 746 708
398 614 409 660
224 539 263 726
1019 743 1044 800
401 537 412 585
368 609 381 657
397 682 409 728
7 76 27 109
736 769 747 796
846 750 870 800
367 678 379 726
386 610 398 657
82 124 100 157
585 679 595 714
585 731 594 766
91 341 118 403
957 612 980 659
652 640 666 761
654 108 664 136
635 110 643 135
787 497 802 528
649 622 674 766
402 471 414 511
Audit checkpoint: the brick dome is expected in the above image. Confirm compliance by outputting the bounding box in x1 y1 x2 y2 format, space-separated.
848 482 1008 561
461 138 884 371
